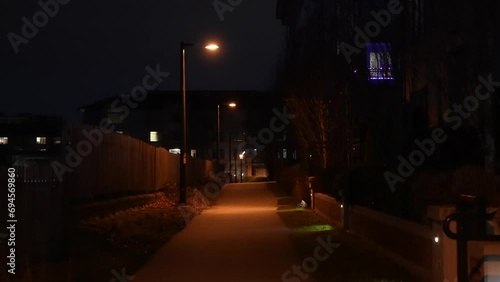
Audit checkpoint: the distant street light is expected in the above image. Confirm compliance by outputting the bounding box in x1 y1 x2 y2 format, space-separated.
239 151 245 183
229 132 231 182
217 102 236 173
179 41 219 205
205 44 219 50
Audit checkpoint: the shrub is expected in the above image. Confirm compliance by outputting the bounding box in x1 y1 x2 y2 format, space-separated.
276 165 310 205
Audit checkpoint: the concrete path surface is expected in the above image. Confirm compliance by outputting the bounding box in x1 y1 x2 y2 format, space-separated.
133 182 306 282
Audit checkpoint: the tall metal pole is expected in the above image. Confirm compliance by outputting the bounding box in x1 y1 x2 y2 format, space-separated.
234 150 237 182
179 42 192 205
240 157 243 183
217 104 220 170
228 131 232 183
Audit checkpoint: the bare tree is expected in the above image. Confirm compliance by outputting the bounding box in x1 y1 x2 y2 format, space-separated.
285 71 330 171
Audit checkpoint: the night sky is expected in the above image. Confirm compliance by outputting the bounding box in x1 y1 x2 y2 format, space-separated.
0 0 285 122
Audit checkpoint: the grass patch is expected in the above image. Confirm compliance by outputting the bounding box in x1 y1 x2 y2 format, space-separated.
276 199 419 282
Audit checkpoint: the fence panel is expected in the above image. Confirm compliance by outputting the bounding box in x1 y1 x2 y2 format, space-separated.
67 124 207 200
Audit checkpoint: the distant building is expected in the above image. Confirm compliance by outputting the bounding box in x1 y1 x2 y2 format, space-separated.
0 114 64 165
276 0 405 168
78 90 294 179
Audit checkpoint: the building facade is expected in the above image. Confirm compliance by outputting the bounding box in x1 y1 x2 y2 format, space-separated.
79 90 293 179
0 114 64 166
276 0 500 171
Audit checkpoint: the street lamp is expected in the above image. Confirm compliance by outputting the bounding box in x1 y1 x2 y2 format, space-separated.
217 102 236 172
179 41 219 205
205 44 219 50
229 132 233 183
239 151 245 183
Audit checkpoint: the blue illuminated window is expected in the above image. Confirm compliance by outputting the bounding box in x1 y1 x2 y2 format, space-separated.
367 43 394 81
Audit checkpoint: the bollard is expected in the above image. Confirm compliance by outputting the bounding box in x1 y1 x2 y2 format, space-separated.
308 176 315 209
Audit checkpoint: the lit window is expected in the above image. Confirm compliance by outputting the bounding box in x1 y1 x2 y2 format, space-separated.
53 137 61 144
36 137 47 145
283 149 287 159
150 131 159 142
190 149 197 158
0 137 8 144
116 131 123 134
367 43 394 80
169 148 181 154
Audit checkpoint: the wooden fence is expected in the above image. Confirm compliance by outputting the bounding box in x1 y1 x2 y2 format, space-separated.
0 123 216 264
66 124 214 201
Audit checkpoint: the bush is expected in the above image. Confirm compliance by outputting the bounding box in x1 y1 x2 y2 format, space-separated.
276 165 310 205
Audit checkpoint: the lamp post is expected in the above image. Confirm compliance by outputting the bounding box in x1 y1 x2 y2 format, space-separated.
217 102 236 172
179 41 219 205
228 132 232 183
239 152 245 183
217 104 220 169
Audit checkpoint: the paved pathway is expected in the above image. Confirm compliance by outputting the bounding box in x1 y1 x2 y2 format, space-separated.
133 182 305 282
